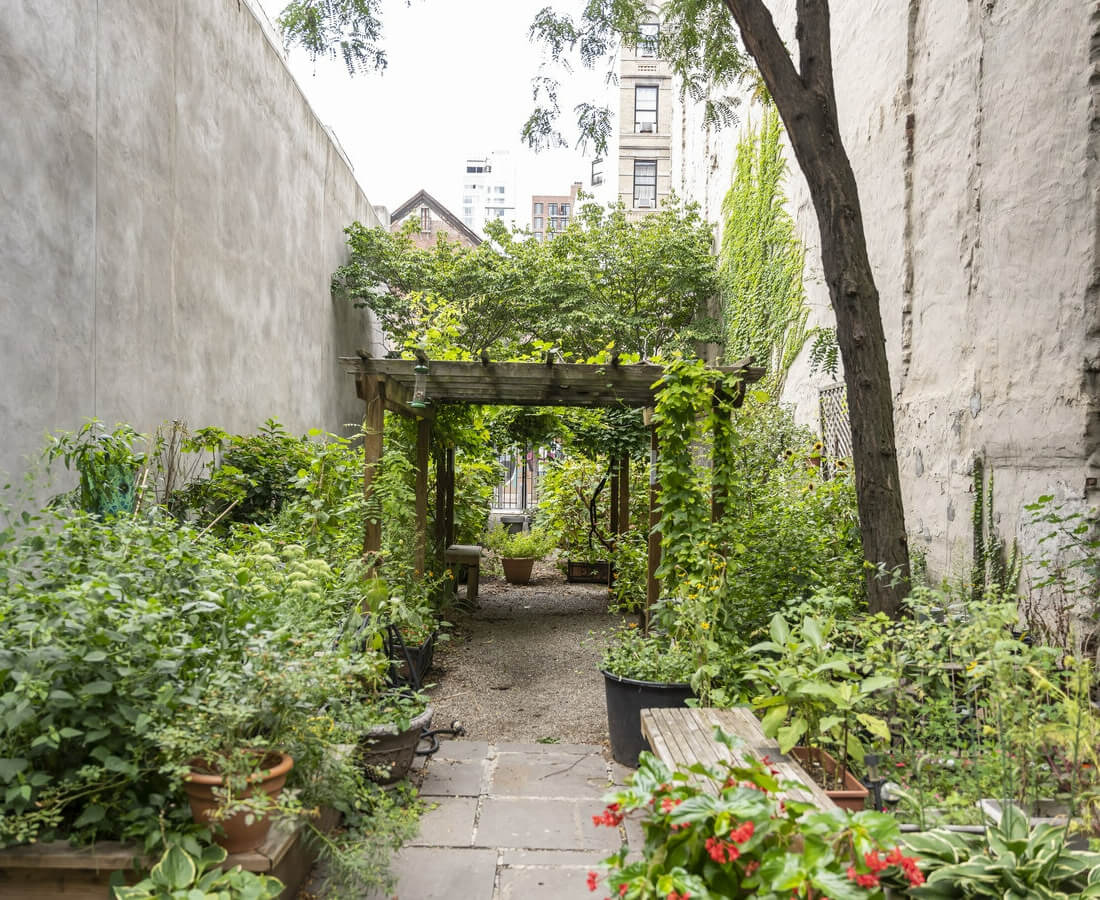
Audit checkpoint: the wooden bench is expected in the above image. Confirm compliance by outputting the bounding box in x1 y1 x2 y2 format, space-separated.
443 544 481 604
640 707 840 812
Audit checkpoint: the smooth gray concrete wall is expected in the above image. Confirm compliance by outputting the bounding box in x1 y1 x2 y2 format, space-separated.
0 0 380 480
673 0 1099 584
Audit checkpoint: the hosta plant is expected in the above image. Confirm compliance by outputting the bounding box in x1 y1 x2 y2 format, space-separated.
903 803 1100 898
111 842 282 900
590 729 924 899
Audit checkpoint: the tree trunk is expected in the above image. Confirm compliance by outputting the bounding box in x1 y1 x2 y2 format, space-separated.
723 0 910 617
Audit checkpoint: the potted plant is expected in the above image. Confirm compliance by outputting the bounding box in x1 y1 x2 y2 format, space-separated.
748 612 892 811
354 688 433 785
483 525 556 585
589 730 927 899
599 625 698 767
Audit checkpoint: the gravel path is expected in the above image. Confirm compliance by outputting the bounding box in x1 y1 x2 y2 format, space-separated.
427 561 618 747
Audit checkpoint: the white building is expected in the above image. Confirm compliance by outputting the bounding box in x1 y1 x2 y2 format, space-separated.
461 151 516 238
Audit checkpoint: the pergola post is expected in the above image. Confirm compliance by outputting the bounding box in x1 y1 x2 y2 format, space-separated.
646 417 660 630
360 375 385 576
414 417 431 574
444 447 456 548
609 460 620 536
618 452 630 532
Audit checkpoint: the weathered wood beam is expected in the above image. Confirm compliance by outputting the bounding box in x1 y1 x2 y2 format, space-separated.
360 375 385 580
414 418 431 574
618 452 630 533
646 420 660 631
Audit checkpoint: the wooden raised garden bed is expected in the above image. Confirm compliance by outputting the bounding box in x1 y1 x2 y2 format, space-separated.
0 809 338 900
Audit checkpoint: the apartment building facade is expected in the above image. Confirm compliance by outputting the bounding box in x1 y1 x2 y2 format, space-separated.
617 20 673 218
530 182 581 241
461 151 516 238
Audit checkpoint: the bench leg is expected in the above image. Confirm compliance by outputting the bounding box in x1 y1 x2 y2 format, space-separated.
467 564 479 605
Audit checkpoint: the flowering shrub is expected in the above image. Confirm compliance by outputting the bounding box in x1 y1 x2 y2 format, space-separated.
589 730 924 899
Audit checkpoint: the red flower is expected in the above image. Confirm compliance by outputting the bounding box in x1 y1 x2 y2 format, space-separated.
587 871 599 892
864 850 888 873
619 884 628 897
660 797 683 813
729 820 755 843
745 860 760 875
592 803 624 827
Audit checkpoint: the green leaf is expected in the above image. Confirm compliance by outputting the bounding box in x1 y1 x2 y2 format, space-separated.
760 704 788 737
0 758 29 782
777 719 807 754
855 713 891 742
83 680 114 695
73 804 106 827
768 613 789 646
152 846 198 891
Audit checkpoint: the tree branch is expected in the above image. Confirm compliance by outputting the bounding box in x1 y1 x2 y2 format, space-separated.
721 0 804 103
795 0 835 104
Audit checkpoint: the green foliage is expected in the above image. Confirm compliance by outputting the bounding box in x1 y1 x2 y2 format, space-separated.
650 361 862 639
719 104 809 392
276 0 388 75
594 731 921 899
747 610 892 782
600 625 698 684
483 525 556 560
44 420 146 516
904 805 1100 898
524 1 751 154
970 457 1021 603
112 841 283 899
333 200 718 360
172 419 324 530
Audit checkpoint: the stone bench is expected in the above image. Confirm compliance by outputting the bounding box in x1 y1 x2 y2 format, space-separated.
640 706 840 812
443 544 481 604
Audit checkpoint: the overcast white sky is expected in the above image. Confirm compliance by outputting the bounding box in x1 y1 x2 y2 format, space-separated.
253 0 614 218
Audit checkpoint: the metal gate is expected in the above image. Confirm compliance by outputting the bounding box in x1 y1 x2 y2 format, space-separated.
492 447 537 510
818 383 852 479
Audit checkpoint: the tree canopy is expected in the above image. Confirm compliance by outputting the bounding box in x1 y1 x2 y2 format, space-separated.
332 200 719 361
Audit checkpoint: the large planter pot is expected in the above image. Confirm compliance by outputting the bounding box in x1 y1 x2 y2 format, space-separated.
601 670 694 768
387 627 438 689
790 746 869 812
501 557 535 585
183 751 294 853
358 705 433 785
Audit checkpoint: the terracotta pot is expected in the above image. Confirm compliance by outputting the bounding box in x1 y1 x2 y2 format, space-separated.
501 556 535 585
358 705 434 785
183 751 294 853
790 746 869 812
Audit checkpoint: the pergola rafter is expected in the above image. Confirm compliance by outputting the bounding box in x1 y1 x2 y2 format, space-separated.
343 353 766 608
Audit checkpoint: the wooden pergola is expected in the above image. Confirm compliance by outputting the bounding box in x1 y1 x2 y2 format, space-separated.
343 353 766 606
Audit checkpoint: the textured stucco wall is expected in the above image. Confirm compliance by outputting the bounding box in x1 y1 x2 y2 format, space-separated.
672 0 1099 581
0 0 381 480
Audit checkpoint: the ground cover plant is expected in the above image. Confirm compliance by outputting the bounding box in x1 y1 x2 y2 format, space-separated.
0 424 431 897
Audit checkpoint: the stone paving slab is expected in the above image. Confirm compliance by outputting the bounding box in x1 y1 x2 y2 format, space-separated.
385 740 636 899
371 846 497 899
491 750 611 798
418 756 487 797
476 797 617 851
498 865 597 900
407 796 478 847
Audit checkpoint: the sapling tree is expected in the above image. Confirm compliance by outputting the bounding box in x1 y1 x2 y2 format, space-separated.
277 0 911 617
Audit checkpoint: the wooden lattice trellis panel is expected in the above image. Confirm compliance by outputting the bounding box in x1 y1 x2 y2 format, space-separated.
819 383 851 479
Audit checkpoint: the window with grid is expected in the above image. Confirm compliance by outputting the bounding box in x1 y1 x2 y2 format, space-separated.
635 86 658 133
633 160 657 208
533 216 543 230
533 202 543 215
638 23 659 57
419 206 430 233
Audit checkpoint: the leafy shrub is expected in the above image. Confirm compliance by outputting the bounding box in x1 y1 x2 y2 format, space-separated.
483 524 556 559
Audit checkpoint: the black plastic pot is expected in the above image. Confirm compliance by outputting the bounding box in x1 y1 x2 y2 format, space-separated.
358 706 434 785
601 670 694 767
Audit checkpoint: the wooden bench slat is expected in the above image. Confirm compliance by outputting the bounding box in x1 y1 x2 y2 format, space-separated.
640 707 840 813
